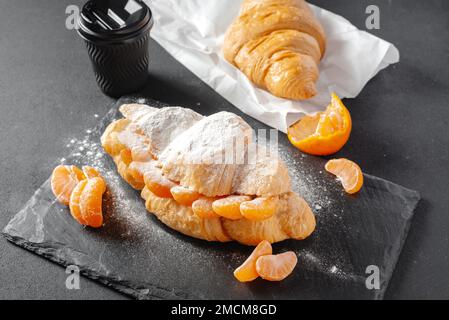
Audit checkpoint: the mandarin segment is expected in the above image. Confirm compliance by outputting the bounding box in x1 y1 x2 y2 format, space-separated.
128 161 155 185
101 119 130 156
78 177 106 228
82 166 101 179
51 165 86 205
143 164 177 198
234 240 272 282
192 197 220 219
131 146 153 162
287 93 352 156
255 251 298 281
240 196 278 221
115 154 145 190
120 149 133 166
69 179 89 225
212 195 252 220
170 186 200 206
325 158 364 194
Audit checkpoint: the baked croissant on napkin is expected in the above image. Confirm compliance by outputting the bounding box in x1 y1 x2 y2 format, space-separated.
101 104 316 245
223 0 326 100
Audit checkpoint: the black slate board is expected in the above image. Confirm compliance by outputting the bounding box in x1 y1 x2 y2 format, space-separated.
2 97 420 300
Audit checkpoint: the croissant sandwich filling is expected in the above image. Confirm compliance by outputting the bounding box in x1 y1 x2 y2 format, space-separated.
101 104 316 245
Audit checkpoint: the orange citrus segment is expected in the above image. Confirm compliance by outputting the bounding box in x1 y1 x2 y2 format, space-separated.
255 251 298 281
127 161 150 184
240 196 278 221
234 240 272 282
69 179 89 225
212 195 252 220
120 149 132 166
143 164 177 198
192 197 220 219
101 119 130 156
78 177 106 228
51 165 86 205
82 166 101 179
325 158 364 194
116 157 144 190
170 186 200 206
131 146 153 162
288 93 352 156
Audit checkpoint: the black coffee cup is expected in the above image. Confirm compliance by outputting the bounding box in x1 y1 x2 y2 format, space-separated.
77 0 153 97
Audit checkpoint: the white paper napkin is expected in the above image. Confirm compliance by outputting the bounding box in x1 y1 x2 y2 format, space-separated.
148 0 400 132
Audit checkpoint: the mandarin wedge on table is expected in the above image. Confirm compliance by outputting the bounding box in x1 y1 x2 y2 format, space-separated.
69 176 106 228
255 251 298 281
192 197 220 219
170 186 200 206
69 179 89 225
234 240 272 282
287 93 352 156
143 164 177 198
212 195 252 220
51 165 86 205
82 166 101 179
325 158 364 194
240 196 278 221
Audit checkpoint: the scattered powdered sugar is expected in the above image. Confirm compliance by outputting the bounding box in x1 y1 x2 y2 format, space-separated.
63 133 104 170
59 121 159 239
300 250 357 281
330 265 339 273
277 147 334 213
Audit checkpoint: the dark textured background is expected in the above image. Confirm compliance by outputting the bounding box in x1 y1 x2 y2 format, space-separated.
0 0 447 299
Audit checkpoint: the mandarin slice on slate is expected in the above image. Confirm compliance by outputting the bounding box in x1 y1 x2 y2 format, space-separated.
69 179 89 225
325 158 364 194
78 177 106 228
170 186 200 206
213 195 252 220
240 196 278 221
234 240 272 282
192 197 220 219
51 165 86 205
82 166 101 179
255 251 298 281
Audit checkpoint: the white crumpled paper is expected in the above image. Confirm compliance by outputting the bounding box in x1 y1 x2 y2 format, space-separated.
148 0 400 132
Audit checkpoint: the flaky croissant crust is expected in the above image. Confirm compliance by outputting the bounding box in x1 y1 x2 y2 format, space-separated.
223 0 326 100
101 104 316 245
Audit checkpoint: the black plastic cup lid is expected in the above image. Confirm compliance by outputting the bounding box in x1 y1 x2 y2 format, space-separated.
78 0 153 42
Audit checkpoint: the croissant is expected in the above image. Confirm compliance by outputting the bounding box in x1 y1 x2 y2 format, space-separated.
223 0 326 100
101 104 316 245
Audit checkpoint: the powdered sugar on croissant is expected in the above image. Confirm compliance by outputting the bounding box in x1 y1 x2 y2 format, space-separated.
102 103 316 245
120 104 291 197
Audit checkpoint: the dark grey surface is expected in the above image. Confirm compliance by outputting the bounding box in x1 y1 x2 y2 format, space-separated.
0 0 447 299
